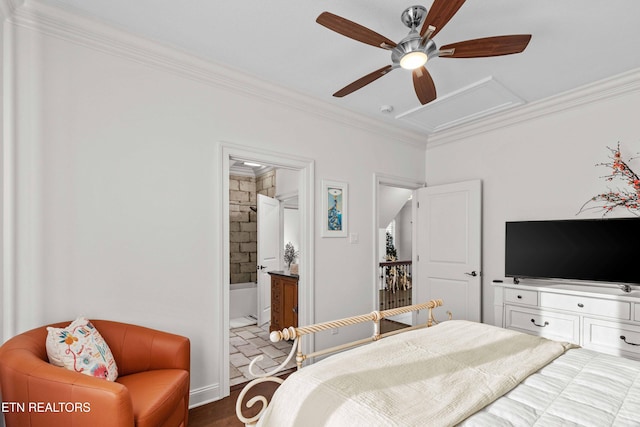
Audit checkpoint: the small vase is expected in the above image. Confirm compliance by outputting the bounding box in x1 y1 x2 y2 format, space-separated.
290 263 299 275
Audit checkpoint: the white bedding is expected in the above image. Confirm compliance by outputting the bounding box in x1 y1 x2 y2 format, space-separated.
257 320 574 427
460 348 640 426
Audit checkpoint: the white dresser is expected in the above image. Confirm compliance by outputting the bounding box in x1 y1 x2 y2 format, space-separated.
494 280 640 360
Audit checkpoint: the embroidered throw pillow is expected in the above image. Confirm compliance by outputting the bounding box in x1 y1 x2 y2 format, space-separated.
46 317 118 381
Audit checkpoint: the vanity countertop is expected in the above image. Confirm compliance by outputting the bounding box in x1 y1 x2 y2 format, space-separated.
268 270 299 279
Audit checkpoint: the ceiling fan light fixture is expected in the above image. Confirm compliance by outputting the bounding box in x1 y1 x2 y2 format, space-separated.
318 3 531 105
400 51 428 70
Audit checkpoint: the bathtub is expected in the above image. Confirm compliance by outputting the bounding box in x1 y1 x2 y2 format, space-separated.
229 281 257 321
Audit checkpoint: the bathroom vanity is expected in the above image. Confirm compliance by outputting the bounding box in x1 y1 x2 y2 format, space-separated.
268 271 299 332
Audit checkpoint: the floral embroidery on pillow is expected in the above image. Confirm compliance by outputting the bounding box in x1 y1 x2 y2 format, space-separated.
91 364 109 379
46 317 118 381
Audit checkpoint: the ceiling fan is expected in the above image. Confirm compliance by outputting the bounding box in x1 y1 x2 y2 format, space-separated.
317 0 532 105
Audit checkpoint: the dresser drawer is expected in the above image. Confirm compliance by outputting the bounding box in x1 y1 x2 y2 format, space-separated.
504 288 538 306
505 305 579 344
540 292 631 320
583 318 640 360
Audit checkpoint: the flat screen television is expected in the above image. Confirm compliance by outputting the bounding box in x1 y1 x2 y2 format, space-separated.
505 218 640 285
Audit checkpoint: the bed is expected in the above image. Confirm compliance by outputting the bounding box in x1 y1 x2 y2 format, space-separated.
236 300 640 426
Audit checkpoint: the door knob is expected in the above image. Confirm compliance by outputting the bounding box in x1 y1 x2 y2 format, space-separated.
465 271 478 277
257 265 267 270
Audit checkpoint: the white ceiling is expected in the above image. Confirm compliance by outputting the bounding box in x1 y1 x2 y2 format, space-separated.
33 0 640 137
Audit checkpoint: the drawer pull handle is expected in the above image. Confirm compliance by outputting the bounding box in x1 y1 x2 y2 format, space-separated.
577 303 584 308
517 295 522 299
620 335 640 346
531 319 549 328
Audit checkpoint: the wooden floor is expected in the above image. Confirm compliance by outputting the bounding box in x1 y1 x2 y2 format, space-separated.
189 370 293 427
189 319 409 426
188 388 243 427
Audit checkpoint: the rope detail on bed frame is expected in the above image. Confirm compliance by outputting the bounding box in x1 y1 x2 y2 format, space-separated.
236 299 446 426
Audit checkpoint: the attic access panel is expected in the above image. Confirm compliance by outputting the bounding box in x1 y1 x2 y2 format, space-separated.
396 76 524 133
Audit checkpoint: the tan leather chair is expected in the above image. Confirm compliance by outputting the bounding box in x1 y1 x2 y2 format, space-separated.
0 320 190 427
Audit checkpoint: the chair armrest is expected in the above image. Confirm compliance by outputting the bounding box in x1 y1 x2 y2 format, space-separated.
92 320 190 376
0 347 134 426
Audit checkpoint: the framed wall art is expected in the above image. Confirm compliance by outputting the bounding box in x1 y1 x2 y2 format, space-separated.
321 180 348 237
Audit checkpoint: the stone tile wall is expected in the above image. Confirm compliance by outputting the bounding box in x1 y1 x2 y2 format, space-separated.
256 169 276 198
229 170 276 284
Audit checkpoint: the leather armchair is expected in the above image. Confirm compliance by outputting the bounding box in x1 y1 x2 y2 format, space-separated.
0 320 190 427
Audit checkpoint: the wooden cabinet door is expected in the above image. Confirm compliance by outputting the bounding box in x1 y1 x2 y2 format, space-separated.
269 274 298 332
282 279 298 329
270 277 283 332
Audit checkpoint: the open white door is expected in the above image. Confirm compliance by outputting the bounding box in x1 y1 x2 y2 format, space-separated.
257 194 281 327
415 180 481 323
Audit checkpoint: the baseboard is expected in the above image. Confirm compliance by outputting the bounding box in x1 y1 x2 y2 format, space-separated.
188 383 222 409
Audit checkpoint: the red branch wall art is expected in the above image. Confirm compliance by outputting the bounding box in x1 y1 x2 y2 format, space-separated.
578 143 640 216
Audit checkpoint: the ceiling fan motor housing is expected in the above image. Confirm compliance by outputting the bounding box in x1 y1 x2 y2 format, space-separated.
391 34 438 67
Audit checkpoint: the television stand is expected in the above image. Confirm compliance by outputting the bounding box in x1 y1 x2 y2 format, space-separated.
494 280 640 361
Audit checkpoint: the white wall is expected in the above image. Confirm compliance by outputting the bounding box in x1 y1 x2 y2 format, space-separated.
378 201 412 262
2 7 426 405
395 200 412 260
275 168 299 200
278 168 300 260
283 208 299 258
378 185 413 228
425 73 640 325
0 3 7 346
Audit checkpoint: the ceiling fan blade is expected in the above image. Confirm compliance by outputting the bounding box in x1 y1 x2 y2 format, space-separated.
420 0 466 38
440 35 532 58
333 65 394 98
412 66 437 105
317 12 397 50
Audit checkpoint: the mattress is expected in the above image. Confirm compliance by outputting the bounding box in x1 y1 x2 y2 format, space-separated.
460 348 640 426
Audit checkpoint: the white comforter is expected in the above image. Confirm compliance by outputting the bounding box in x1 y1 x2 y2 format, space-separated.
257 320 574 427
460 348 640 426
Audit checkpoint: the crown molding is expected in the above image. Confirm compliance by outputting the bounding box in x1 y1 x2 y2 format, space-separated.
0 0 20 19
426 67 640 148
10 0 427 148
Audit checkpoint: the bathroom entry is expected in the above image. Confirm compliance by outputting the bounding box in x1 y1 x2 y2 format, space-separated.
227 159 301 388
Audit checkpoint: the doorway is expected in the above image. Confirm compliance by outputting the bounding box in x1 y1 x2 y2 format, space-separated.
219 142 314 397
373 174 424 329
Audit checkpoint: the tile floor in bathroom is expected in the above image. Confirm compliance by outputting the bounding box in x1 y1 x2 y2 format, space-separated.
229 324 296 386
